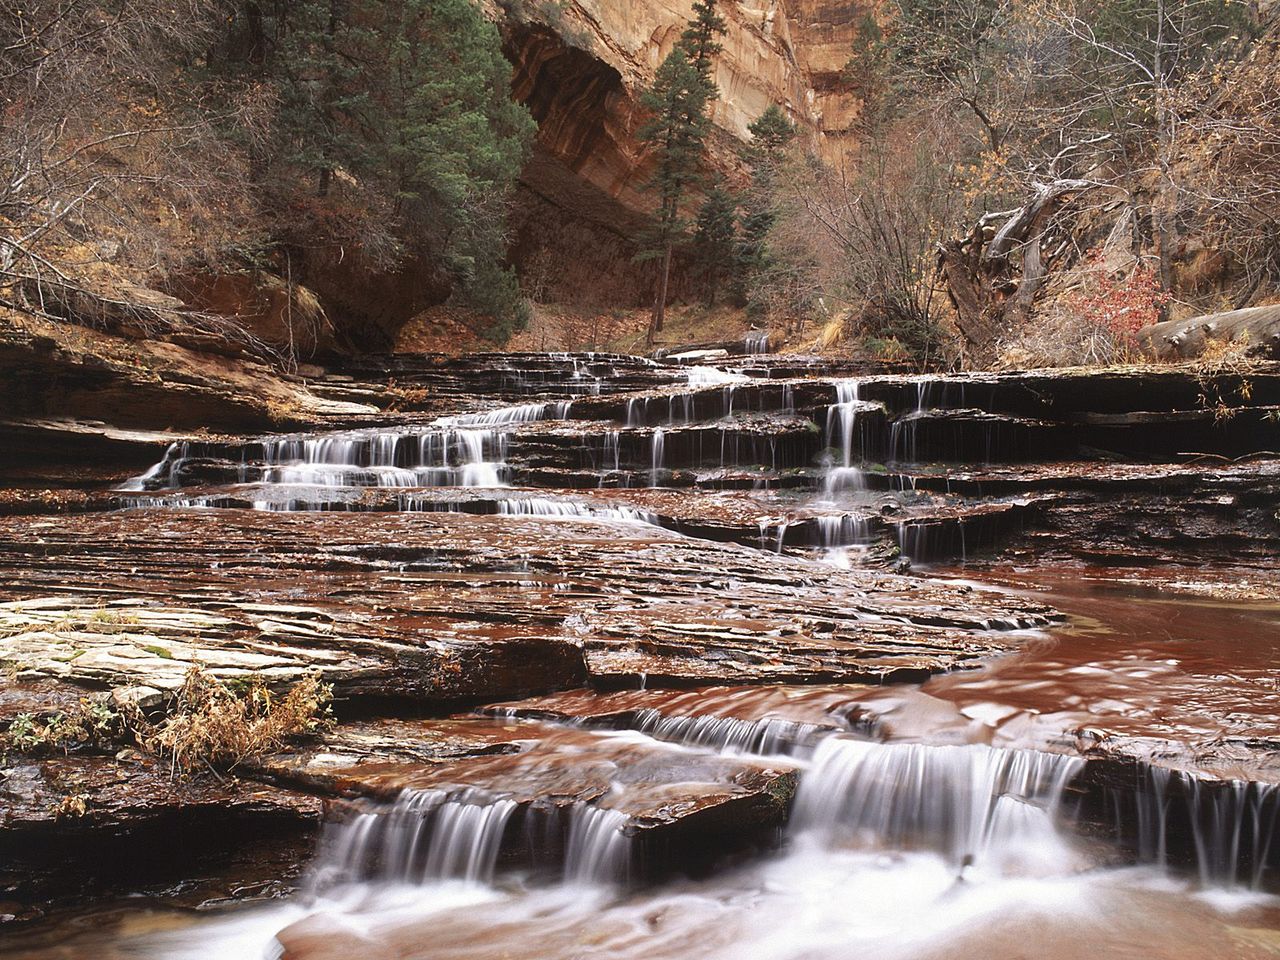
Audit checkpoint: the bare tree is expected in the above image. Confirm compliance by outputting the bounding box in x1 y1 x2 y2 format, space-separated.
0 1 264 325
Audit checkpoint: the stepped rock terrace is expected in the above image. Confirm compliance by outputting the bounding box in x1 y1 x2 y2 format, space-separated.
1 350 1279 959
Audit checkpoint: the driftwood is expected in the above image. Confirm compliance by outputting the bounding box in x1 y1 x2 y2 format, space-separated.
940 180 1097 365
5 274 283 365
1137 303 1280 360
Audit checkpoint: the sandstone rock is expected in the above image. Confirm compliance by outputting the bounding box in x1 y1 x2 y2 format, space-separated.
0 511 1053 701
0 753 320 902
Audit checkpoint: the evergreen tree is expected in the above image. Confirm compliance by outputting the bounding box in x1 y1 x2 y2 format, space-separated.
636 0 726 344
678 0 727 89
223 0 535 337
691 186 737 305
735 106 797 311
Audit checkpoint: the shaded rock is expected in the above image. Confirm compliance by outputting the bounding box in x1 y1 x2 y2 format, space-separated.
0 753 320 903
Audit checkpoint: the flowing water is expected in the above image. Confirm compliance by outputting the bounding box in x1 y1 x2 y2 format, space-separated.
6 355 1280 959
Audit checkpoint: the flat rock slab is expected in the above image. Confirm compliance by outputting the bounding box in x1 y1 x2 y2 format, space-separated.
0 511 1056 705
257 717 529 795
258 716 794 824
258 715 798 879
0 752 321 900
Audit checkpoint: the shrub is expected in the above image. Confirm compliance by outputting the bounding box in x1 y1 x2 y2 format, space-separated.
1060 253 1169 362
1 699 122 755
137 667 333 773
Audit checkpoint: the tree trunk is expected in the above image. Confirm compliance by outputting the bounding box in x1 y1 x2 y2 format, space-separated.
648 241 673 346
938 226 997 365
940 179 1097 365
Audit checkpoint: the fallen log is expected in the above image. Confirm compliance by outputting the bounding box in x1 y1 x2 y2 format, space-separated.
1137 303 1280 360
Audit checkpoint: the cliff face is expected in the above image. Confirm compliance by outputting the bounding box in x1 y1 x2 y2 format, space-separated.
498 0 864 306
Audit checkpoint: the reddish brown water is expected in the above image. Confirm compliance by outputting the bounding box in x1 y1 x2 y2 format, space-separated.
502 563 1280 778
4 561 1278 960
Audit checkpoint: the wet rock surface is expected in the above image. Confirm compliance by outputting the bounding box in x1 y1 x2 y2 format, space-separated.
0 511 1047 699
3 350 1280 937
0 753 321 902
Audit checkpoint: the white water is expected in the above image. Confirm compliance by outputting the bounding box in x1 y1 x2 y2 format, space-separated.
686 366 749 387
119 400 582 494
823 380 867 495
650 427 666 486
564 805 632 885
630 707 830 756
1134 767 1280 890
311 788 519 889
793 738 1085 875
495 497 661 526
32 732 1278 960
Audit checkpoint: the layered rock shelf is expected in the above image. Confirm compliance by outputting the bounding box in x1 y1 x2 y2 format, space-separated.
2 349 1279 940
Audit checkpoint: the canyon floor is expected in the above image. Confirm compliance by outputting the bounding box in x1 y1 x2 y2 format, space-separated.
1 337 1278 959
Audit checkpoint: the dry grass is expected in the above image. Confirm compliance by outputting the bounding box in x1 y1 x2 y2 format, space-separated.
135 666 333 774
1192 333 1258 421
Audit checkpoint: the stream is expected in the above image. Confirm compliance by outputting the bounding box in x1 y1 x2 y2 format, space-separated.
2 351 1278 959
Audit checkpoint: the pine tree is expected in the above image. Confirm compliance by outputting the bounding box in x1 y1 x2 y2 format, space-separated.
736 106 798 314
678 0 727 90
636 0 726 345
692 186 737 305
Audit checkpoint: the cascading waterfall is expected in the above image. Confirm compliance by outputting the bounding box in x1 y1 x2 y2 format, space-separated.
792 737 1085 873
256 428 508 489
312 789 518 889
120 400 582 496
117 441 190 491
564 805 632 885
441 401 573 427
1130 767 1279 890
495 497 661 527
823 381 866 495
650 427 666 486
630 708 830 756
815 514 872 549
888 378 937 466
686 366 749 388
310 788 634 892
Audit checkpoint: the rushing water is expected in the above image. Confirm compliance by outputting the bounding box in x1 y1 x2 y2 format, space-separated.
5 721 1277 960
25 355 1277 960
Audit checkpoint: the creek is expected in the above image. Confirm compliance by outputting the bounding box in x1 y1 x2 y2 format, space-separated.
2 351 1278 959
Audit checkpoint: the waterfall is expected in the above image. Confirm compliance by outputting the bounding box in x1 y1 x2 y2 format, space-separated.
815 514 872 549
312 789 518 890
119 399 586 495
888 378 936 465
495 497 660 526
254 427 508 489
744 330 769 355
311 789 634 892
630 708 829 757
1131 767 1279 890
686 366 748 387
823 381 866 495
792 738 1085 872
441 401 572 427
117 441 190 491
564 805 631 885
650 428 666 486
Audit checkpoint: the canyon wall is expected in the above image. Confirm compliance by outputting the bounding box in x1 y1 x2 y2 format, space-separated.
497 0 865 306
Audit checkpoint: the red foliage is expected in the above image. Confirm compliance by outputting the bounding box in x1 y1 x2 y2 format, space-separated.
1067 252 1170 346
